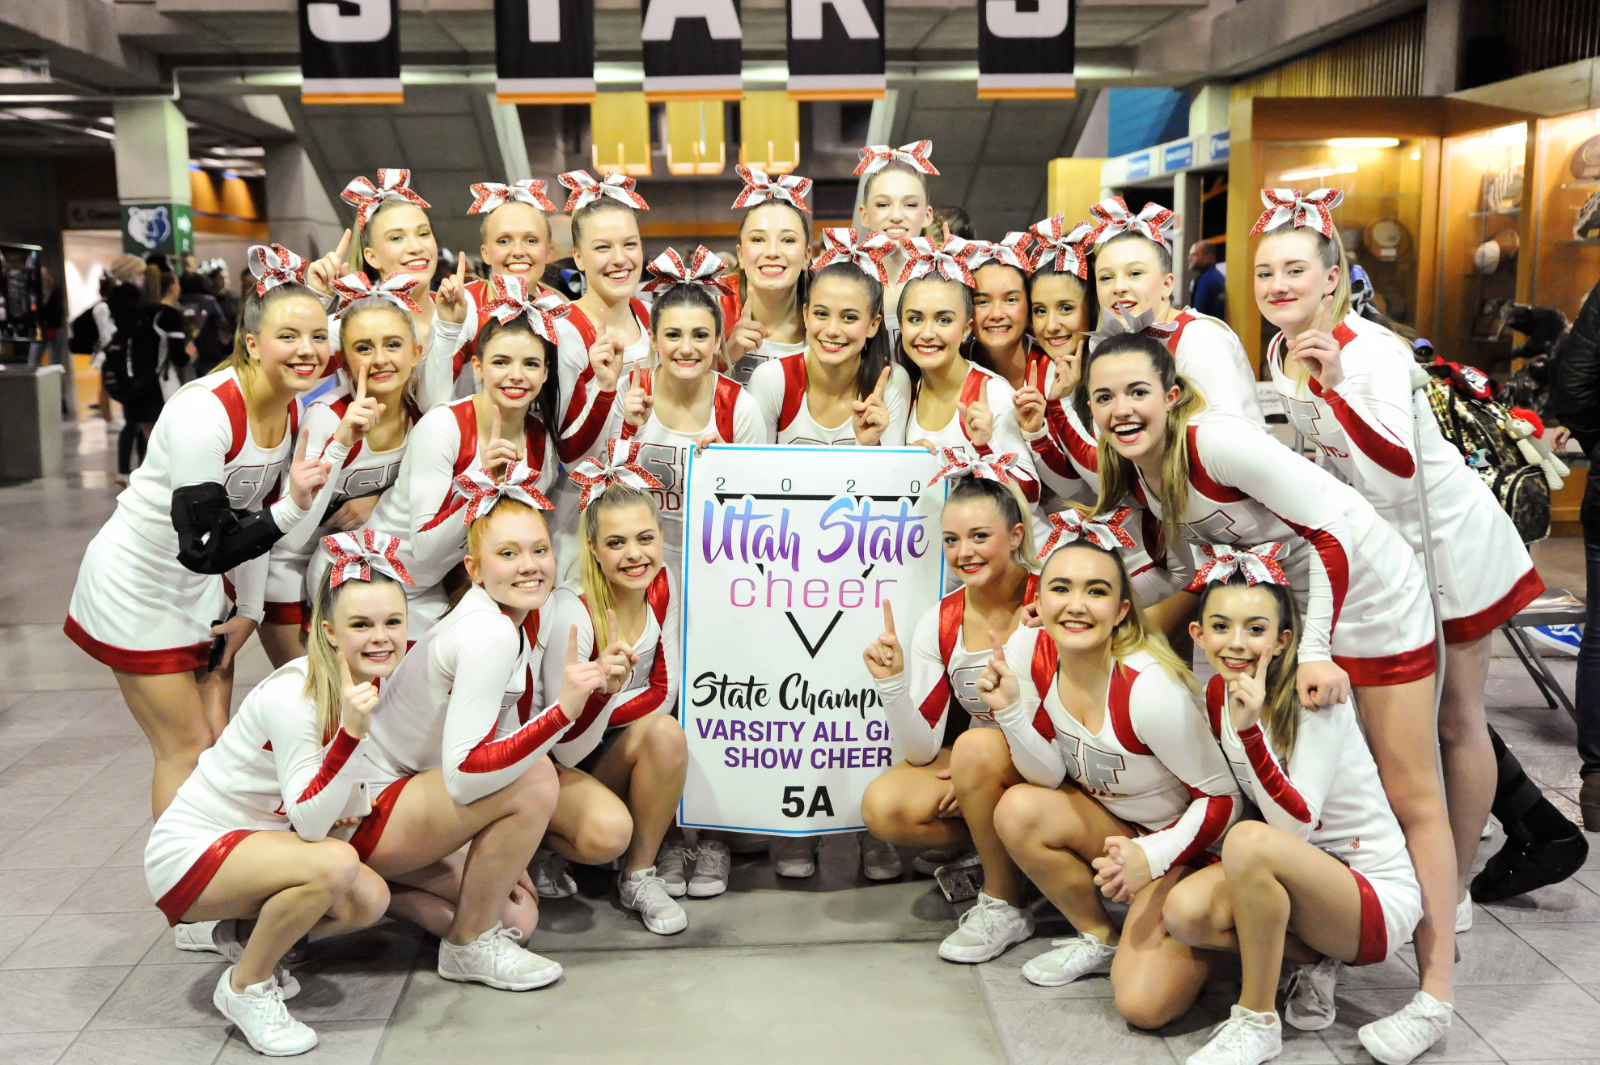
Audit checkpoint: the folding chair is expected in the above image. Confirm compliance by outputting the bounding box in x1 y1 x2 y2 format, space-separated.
1500 588 1585 724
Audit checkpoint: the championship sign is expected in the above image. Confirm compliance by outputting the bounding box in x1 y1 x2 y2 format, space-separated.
680 446 945 835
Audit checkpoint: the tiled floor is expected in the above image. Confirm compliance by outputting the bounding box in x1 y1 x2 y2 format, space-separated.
2 420 1597 1064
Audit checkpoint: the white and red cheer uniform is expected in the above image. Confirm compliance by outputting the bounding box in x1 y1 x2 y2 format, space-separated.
144 658 368 924
1267 313 1543 642
747 353 913 446
327 305 465 415
66 368 309 672
907 362 1040 504
993 631 1242 879
730 336 805 387
1203 675 1422 964
1156 308 1266 425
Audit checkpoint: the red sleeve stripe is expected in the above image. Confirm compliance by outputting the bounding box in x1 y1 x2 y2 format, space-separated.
1163 311 1195 353
1169 795 1234 868
1238 724 1311 822
1047 401 1098 472
293 728 361 804
937 589 965 664
459 703 571 774
561 387 618 459
609 636 670 729
778 354 807 431
1031 435 1081 479
214 376 249 463
714 374 741 444
1029 630 1057 740
1185 424 1247 502
1106 663 1151 755
1307 378 1415 479
1204 674 1226 738
1280 518 1349 632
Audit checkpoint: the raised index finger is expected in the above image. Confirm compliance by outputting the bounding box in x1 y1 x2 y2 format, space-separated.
873 365 891 400
566 624 580 663
491 406 502 439
337 648 354 689
294 429 307 463
1254 647 1273 685
1314 291 1334 334
335 228 352 261
355 363 368 402
456 250 468 282
883 600 895 636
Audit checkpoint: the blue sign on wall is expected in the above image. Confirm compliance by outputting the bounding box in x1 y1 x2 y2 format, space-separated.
1210 130 1231 161
1163 141 1194 171
1126 152 1151 179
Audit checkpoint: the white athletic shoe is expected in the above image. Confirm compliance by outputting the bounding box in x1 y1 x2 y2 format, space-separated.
210 919 300 1000
912 846 966 876
688 840 731 898
213 968 317 1057
619 867 688 935
436 922 563 991
1282 956 1341 1031
860 833 903 880
530 848 577 899
1358 991 1453 1065
1456 895 1473 933
654 841 693 898
1187 1005 1283 1065
174 921 219 953
771 836 817 878
1020 932 1117 987
938 892 1035 963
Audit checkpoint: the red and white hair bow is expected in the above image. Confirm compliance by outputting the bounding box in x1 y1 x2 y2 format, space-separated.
330 271 424 316
455 462 554 526
640 245 737 298
558 170 649 213
247 244 308 297
1027 215 1097 277
853 141 939 177
322 529 415 589
967 232 1035 274
468 179 558 215
732 165 812 213
1250 188 1345 239
568 438 665 512
482 274 571 343
812 228 895 284
341 169 431 231
1183 542 1290 593
1037 506 1137 559
896 235 979 287
928 447 1021 487
1089 196 1177 250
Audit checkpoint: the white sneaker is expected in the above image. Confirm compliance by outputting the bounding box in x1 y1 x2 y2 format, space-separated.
213 968 317 1057
938 892 1035 963
530 848 577 899
1282 956 1341 1031
654 841 693 898
1456 895 1473 933
912 846 966 876
1020 932 1117 987
1358 991 1453 1065
174 921 219 953
1187 1005 1283 1065
771 836 817 878
210 919 300 1000
437 922 562 990
688 840 731 898
861 833 903 880
618 867 688 935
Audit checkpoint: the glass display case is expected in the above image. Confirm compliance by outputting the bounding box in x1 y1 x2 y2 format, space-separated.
1527 108 1600 322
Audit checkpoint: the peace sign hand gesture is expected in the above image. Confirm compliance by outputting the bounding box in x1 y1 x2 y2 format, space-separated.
337 649 379 740
1227 647 1273 733
974 628 1019 713
306 229 352 297
852 366 893 446
862 601 905 680
434 252 471 325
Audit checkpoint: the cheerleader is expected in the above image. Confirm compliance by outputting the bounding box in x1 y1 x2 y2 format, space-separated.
853 140 938 323
726 165 812 384
979 529 1242 1029
360 274 563 637
1160 549 1432 1065
258 278 425 666
860 454 1039 962
967 233 1043 390
350 466 620 989
1087 196 1265 425
65 245 330 816
746 229 910 448
539 447 691 933
620 246 768 575
1080 331 1461 1019
1253 187 1544 937
144 532 404 1055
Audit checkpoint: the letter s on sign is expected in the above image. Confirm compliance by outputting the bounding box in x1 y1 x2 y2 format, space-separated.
985 0 1069 38
307 0 392 43
526 0 561 43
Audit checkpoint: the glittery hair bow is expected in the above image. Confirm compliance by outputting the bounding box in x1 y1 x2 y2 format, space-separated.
557 170 649 213
1086 306 1177 352
928 447 1021 487
468 179 558 215
330 271 424 316
1089 196 1177 250
1026 215 1096 277
732 165 812 213
247 244 308 297
812 227 895 284
896 236 979 287
481 274 571 343
640 245 737 298
853 141 939 177
455 462 554 526
322 530 415 589
967 232 1035 274
1037 507 1137 559
1250 188 1344 239
568 439 665 512
1183 542 1290 593
341 169 431 231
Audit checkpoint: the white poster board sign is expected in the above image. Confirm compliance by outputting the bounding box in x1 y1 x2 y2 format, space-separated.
679 445 946 835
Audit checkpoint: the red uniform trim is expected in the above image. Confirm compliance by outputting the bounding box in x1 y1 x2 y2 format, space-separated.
714 373 742 444
1334 640 1437 688
1306 376 1415 479
777 353 807 432
1280 518 1350 635
263 601 306 626
1204 674 1226 737
1161 310 1196 354
418 399 481 533
1441 565 1545 644
293 728 361 804
1185 424 1247 502
63 615 210 675
1047 401 1098 473
156 828 256 926
459 702 571 774
1350 867 1389 966
1169 794 1233 869
920 589 964 730
1023 573 1039 604
349 774 413 862
213 377 249 464
1106 662 1151 755
1029 630 1057 741
1238 723 1310 822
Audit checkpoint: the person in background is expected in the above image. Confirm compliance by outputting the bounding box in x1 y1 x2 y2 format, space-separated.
181 269 232 377
114 264 196 485
208 260 239 332
92 255 146 424
1186 240 1226 321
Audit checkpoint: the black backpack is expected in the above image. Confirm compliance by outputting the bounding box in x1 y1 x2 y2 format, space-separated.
1421 361 1550 543
68 304 99 355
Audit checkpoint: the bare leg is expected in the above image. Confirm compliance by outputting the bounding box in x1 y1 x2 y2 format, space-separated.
993 781 1130 942
385 849 540 939
1438 636 1496 895
860 749 969 849
115 668 222 818
1164 862 1320 965
1110 868 1214 1029
587 716 688 878
544 764 634 865
258 623 308 670
949 729 1029 907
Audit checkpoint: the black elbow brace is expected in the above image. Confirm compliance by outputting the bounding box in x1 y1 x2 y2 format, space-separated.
171 482 285 575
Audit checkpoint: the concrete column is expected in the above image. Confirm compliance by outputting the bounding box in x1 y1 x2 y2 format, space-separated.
1187 83 1230 138
264 144 345 262
1173 169 1204 307
112 99 194 258
1423 0 1464 96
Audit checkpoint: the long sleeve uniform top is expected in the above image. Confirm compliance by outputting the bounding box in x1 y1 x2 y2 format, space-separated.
905 363 1040 503
552 300 654 464
747 353 913 446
